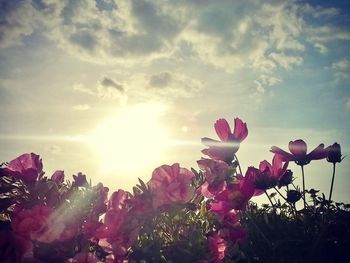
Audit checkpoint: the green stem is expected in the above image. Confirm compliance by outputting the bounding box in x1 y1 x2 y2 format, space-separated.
327 163 336 213
274 186 297 216
264 190 275 210
273 187 287 202
234 154 243 175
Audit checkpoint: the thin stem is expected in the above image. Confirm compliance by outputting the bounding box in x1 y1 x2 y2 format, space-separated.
273 187 287 202
274 186 297 216
264 190 275 210
301 165 306 209
234 154 243 175
327 163 336 212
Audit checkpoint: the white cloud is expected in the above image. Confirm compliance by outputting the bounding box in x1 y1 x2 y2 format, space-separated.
331 59 350 83
332 60 350 71
269 52 303 70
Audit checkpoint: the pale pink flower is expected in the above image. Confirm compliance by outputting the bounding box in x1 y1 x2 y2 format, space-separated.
5 153 43 183
202 118 248 164
148 163 195 208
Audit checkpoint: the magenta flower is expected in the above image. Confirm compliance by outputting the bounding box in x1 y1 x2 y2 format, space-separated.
148 163 195 208
271 139 327 166
51 170 65 184
72 172 89 187
5 153 43 183
209 168 255 213
197 158 229 195
202 118 248 164
254 154 289 190
208 232 227 263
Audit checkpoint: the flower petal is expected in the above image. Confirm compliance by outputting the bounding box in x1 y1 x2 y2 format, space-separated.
307 143 327 160
270 146 293 161
289 140 307 157
232 118 248 142
215 118 231 142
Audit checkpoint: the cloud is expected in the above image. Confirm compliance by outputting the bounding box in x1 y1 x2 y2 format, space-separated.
332 60 350 71
149 72 172 88
1 0 349 92
100 77 124 93
331 59 350 83
0 0 38 48
128 71 203 99
73 78 127 103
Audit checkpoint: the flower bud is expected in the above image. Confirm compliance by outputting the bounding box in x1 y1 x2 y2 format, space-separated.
326 143 342 164
286 190 302 203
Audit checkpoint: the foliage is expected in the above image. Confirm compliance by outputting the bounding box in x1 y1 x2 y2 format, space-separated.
0 117 348 263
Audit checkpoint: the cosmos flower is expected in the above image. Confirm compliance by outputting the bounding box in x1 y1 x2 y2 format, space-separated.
147 163 195 208
253 154 289 190
5 153 43 183
197 158 230 195
51 170 65 184
202 118 248 164
271 139 327 166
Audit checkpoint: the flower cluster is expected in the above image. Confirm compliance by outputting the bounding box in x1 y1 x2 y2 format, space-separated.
0 117 347 263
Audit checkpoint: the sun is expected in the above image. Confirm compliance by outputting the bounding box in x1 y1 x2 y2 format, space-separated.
88 103 169 173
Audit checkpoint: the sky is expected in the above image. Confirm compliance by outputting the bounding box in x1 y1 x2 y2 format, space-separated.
0 0 349 203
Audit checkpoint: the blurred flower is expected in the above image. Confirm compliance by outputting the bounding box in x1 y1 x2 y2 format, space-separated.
286 190 302 203
197 159 229 195
208 232 227 263
271 139 327 166
202 118 248 164
326 143 342 164
72 172 89 187
92 183 109 215
148 163 195 208
51 170 65 184
277 169 293 188
5 153 43 183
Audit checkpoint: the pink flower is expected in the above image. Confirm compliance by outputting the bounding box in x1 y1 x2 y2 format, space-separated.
148 163 195 208
5 153 43 183
72 172 88 187
197 159 229 195
108 190 129 211
254 154 289 190
51 170 65 184
11 205 52 242
271 139 327 166
11 205 75 244
208 232 227 263
92 183 109 215
202 118 248 164
209 168 255 213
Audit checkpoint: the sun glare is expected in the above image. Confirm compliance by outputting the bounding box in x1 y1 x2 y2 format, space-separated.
89 103 168 173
